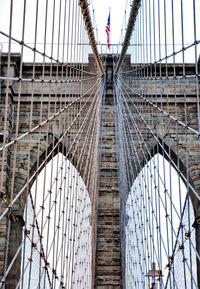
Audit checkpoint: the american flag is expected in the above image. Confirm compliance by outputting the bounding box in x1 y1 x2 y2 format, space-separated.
105 12 110 49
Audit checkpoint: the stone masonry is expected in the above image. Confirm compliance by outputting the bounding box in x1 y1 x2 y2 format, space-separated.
0 54 101 288
95 56 122 288
0 53 200 288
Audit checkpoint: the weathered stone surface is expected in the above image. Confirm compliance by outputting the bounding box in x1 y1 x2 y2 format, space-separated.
1 52 200 288
95 56 122 288
0 54 101 288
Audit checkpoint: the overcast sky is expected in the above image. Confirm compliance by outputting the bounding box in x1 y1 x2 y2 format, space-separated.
0 0 199 60
0 0 128 58
90 0 129 43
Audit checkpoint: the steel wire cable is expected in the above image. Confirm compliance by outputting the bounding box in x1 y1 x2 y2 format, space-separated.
115 0 200 288
0 0 103 288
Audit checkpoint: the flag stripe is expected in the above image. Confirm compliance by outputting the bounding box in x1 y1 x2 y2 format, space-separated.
105 13 110 49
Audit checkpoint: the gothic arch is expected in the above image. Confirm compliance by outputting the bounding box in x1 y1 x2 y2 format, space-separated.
6 144 93 288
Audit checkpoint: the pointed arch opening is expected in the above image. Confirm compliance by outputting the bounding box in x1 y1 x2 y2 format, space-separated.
20 152 92 289
125 153 198 289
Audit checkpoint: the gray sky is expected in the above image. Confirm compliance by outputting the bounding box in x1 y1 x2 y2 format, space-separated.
0 0 199 61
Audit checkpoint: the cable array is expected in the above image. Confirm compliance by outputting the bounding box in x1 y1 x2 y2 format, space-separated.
0 0 103 288
114 0 200 288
